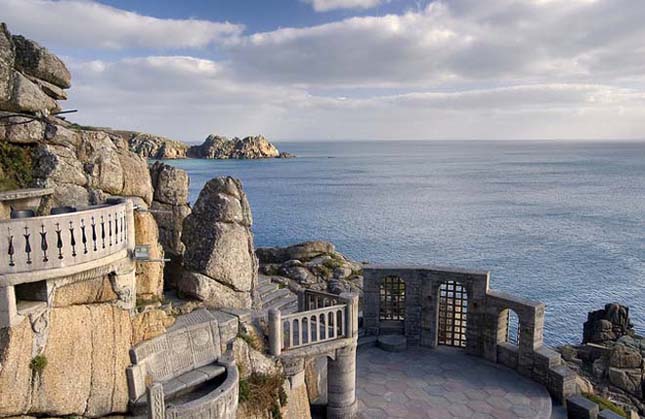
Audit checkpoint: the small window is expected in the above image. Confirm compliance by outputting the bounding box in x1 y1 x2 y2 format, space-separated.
501 308 520 346
15 280 48 314
379 276 406 321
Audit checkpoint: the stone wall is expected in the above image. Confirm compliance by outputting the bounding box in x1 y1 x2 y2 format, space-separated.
363 265 578 405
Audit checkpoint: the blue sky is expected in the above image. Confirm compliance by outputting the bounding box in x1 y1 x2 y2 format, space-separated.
2 0 645 142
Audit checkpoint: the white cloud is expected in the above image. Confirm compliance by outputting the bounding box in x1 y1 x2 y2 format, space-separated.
227 0 645 87
4 0 645 140
64 56 645 141
303 0 383 12
0 0 243 49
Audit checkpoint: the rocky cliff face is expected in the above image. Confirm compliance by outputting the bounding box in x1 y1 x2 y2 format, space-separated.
0 24 171 418
179 177 259 309
0 23 68 115
187 134 287 159
125 131 188 159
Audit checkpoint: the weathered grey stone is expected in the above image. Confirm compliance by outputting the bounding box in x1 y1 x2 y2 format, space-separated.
609 344 642 369
10 70 58 113
0 23 15 111
118 151 153 205
608 367 643 396
33 144 88 187
150 201 190 256
4 116 45 144
583 303 634 344
128 132 188 160
177 271 252 309
566 394 599 419
12 35 71 89
257 241 336 264
150 161 189 205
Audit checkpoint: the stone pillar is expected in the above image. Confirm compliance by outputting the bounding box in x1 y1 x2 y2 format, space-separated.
269 308 282 356
0 285 18 328
340 292 359 338
327 343 357 419
298 289 306 311
125 199 136 253
146 383 165 419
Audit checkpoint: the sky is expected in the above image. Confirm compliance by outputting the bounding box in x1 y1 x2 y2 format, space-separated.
2 0 645 142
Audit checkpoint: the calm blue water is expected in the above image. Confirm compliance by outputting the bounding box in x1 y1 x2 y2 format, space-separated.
166 141 645 346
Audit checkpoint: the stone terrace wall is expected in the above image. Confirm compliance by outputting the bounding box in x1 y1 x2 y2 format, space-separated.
363 265 577 404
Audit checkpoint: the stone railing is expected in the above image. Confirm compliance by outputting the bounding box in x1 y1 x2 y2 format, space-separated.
299 288 342 311
0 200 134 284
269 291 359 356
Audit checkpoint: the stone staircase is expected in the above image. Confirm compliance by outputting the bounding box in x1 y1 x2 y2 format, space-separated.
258 274 298 314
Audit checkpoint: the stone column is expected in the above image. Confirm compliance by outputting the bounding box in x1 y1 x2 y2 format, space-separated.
327 343 357 419
146 383 165 419
340 292 359 338
269 308 282 356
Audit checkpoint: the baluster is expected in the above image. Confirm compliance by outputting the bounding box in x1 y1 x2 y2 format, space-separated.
24 226 32 265
289 319 294 348
108 214 113 246
91 217 97 252
114 214 121 244
81 219 88 254
100 215 106 249
340 309 345 337
7 228 15 267
55 222 64 260
302 316 308 344
69 221 77 257
329 311 335 339
38 225 47 263
309 315 314 343
320 313 326 340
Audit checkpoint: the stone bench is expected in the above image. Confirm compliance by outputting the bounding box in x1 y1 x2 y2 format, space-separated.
126 309 238 418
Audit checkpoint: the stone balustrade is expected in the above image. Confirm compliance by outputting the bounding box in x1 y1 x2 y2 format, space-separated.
270 290 358 356
0 200 134 285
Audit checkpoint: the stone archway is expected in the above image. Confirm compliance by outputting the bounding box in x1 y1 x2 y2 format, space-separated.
438 280 468 347
379 276 406 335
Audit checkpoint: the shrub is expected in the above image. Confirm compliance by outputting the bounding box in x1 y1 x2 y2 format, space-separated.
239 372 287 416
29 355 47 374
238 330 265 353
0 142 34 192
583 393 627 418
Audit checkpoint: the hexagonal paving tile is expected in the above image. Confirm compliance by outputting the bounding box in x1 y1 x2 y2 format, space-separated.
356 345 552 419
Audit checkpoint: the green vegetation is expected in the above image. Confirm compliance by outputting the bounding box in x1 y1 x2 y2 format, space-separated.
583 393 626 417
238 372 287 418
237 329 265 352
0 142 34 192
29 355 47 374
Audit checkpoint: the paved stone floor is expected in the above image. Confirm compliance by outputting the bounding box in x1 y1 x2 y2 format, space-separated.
356 345 553 419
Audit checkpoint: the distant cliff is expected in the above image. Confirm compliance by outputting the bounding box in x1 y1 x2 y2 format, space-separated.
119 131 188 159
188 134 295 159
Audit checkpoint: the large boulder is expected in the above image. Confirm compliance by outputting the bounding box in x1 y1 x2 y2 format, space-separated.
150 161 189 205
257 241 336 264
134 211 164 301
12 35 71 89
583 303 634 344
179 177 258 308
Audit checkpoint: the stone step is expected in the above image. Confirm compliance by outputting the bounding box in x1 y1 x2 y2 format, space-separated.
258 274 273 286
258 282 278 297
263 293 297 312
358 336 377 349
262 287 292 306
281 300 299 314
377 335 407 352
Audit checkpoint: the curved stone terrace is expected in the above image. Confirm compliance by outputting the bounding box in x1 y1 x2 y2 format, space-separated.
356 345 553 419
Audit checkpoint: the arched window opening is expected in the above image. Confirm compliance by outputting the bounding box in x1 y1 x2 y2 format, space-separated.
379 276 406 321
502 309 520 346
438 281 468 348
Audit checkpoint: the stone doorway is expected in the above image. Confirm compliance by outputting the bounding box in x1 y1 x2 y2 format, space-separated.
379 276 405 334
438 280 467 347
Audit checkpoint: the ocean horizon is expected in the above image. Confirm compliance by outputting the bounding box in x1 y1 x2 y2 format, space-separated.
165 140 645 346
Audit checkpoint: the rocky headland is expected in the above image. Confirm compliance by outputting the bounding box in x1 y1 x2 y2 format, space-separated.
187 133 295 159
122 131 189 159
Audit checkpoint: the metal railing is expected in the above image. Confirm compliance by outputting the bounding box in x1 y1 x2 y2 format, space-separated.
269 290 358 356
0 200 133 279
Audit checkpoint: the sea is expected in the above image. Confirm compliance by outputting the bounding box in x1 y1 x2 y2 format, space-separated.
164 140 645 346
